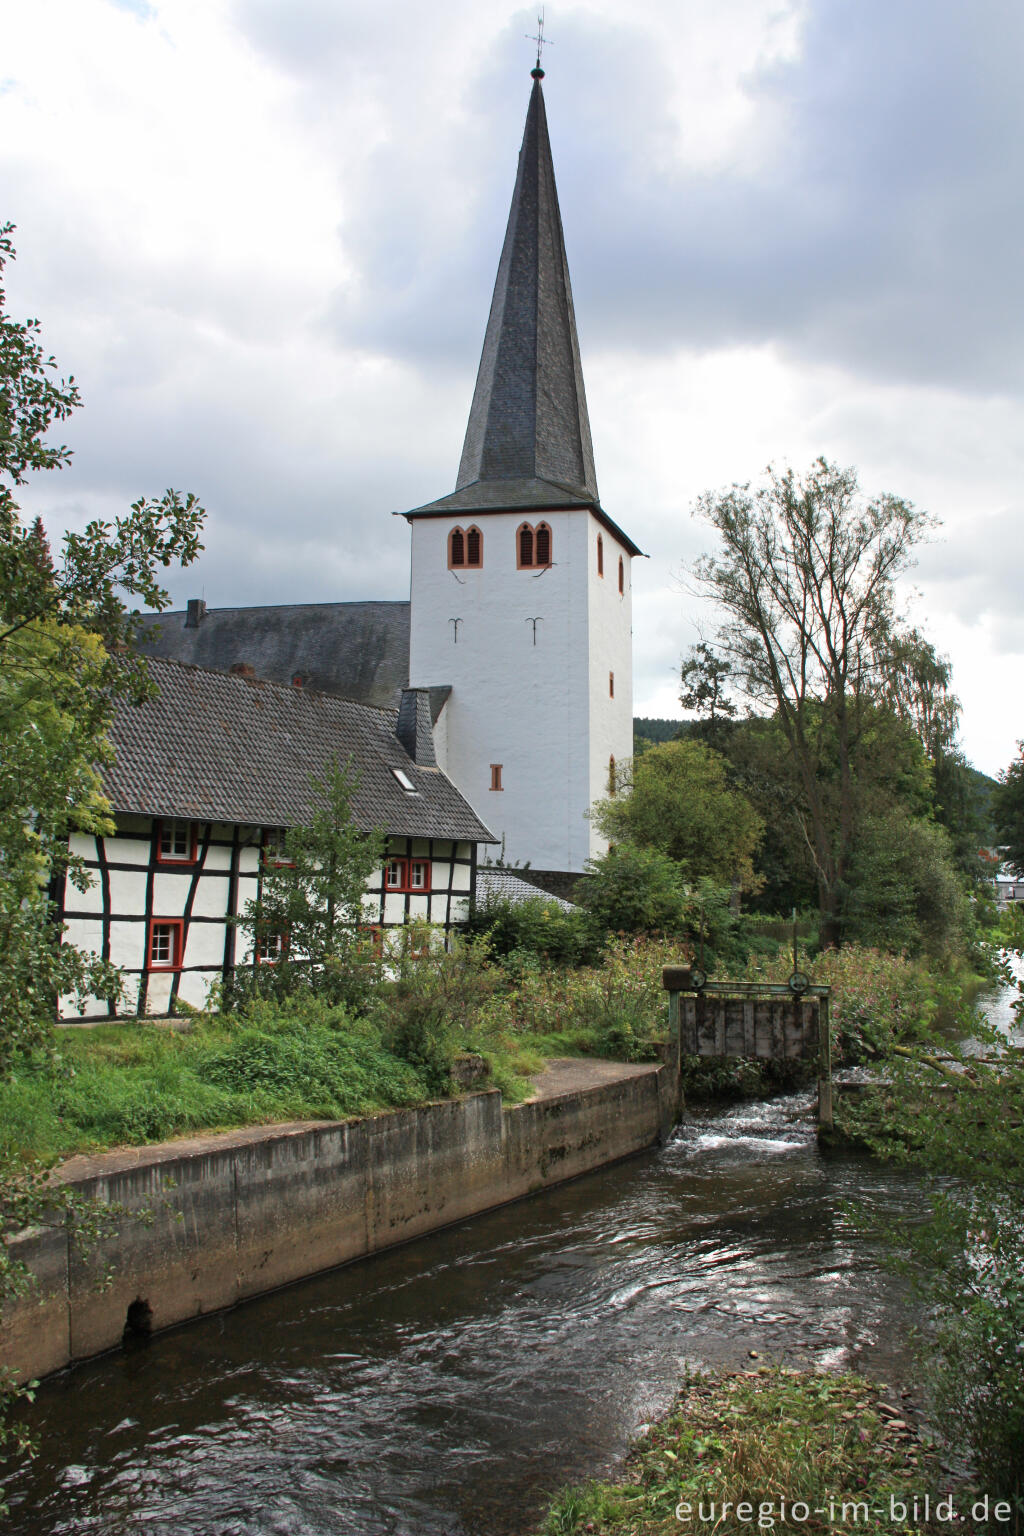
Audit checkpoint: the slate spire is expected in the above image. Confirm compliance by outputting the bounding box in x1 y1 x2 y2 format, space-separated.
455 72 599 504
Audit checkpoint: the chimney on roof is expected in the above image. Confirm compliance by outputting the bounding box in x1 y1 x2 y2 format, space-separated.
185 598 207 629
229 662 256 678
397 688 437 767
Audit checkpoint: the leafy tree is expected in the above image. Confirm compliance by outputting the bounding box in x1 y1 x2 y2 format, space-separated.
992 743 1024 876
0 222 203 1488
691 458 934 944
679 640 736 741
591 738 763 891
0 223 204 1068
577 844 688 936
235 760 385 1008
842 810 968 958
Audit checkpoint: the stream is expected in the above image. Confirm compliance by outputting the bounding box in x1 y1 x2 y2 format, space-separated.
4 968 1019 1536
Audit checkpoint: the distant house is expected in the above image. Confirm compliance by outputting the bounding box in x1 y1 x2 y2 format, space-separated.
994 864 1024 909
61 657 494 1019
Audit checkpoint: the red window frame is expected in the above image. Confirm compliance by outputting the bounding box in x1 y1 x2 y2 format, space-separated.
155 819 198 865
609 670 615 698
490 764 503 792
147 918 185 971
261 827 294 867
255 930 289 966
618 556 625 595
597 533 604 577
385 857 432 893
517 523 534 569
359 924 384 958
448 525 483 570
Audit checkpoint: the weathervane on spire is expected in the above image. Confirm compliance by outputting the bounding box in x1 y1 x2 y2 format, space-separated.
527 8 551 78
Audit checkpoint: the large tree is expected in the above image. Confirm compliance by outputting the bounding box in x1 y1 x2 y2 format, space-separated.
691 458 934 945
0 223 204 1067
992 744 1024 877
591 738 763 891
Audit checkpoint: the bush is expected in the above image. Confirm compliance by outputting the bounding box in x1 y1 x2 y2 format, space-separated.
369 932 501 1093
577 845 687 936
466 894 601 968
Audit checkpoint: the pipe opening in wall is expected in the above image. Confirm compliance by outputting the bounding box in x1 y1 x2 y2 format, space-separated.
123 1297 153 1342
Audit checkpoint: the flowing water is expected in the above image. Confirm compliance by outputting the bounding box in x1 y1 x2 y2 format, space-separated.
4 1090 930 1536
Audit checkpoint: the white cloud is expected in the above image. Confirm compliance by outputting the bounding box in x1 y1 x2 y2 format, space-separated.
2 0 1022 778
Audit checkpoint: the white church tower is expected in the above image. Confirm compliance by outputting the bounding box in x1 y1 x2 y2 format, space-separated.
404 65 642 875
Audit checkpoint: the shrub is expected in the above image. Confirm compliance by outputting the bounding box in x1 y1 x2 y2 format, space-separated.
466 894 600 967
577 845 687 936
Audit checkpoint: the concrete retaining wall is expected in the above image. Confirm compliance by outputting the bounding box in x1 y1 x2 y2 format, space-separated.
2 1058 676 1385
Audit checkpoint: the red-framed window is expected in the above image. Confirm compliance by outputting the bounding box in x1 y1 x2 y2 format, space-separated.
155 819 197 864
516 521 552 569
255 929 288 965
490 763 503 792
385 857 432 893
401 923 431 959
597 533 604 577
609 671 615 698
261 827 293 867
618 556 625 595
359 924 384 958
449 524 483 570
147 918 185 970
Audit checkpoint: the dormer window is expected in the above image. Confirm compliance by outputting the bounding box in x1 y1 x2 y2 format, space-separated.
517 521 553 570
449 524 483 569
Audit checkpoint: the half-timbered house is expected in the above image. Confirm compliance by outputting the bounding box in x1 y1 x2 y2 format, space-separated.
60 656 494 1019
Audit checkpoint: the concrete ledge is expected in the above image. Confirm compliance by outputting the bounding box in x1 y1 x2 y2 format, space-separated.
1 1058 674 1386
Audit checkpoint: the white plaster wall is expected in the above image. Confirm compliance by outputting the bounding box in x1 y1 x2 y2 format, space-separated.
586 518 635 859
409 510 593 871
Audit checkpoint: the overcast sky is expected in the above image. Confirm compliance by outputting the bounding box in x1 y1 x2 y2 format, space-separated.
3 0 1022 776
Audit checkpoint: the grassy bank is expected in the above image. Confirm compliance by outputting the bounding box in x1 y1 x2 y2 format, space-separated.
537 1369 971 1535
0 996 548 1165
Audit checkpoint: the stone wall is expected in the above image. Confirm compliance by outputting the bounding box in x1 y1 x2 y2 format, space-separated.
2 1058 677 1386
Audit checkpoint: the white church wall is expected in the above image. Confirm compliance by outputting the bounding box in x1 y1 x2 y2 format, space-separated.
408 510 594 871
586 518 635 858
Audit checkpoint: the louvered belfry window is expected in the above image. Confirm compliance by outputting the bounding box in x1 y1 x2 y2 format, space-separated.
518 524 534 567
518 522 552 569
449 527 466 568
466 525 482 566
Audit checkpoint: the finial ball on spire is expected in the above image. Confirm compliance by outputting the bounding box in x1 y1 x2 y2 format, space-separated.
531 64 545 79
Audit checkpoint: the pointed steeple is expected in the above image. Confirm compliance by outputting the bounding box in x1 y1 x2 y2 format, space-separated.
455 72 598 504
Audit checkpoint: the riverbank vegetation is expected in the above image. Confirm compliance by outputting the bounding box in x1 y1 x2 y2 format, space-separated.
538 1367 964 1535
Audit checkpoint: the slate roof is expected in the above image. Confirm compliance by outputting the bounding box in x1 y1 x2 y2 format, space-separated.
475 868 576 912
404 77 643 559
135 600 410 708
104 656 496 841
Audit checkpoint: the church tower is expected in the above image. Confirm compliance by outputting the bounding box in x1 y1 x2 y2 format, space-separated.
404 67 642 874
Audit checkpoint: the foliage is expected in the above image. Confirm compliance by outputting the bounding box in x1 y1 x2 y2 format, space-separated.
633 716 685 748
499 938 678 1060
839 950 1024 1504
692 458 935 944
0 223 204 1071
577 844 688 936
368 930 503 1093
538 1368 958 1535
0 999 440 1163
233 760 385 1010
679 640 736 740
842 811 969 958
992 743 1024 877
465 892 601 969
591 739 763 890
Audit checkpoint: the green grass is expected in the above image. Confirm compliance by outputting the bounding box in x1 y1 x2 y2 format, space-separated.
0 1002 441 1164
538 1368 970 1535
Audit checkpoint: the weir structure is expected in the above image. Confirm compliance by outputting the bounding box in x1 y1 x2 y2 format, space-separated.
662 965 834 1130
